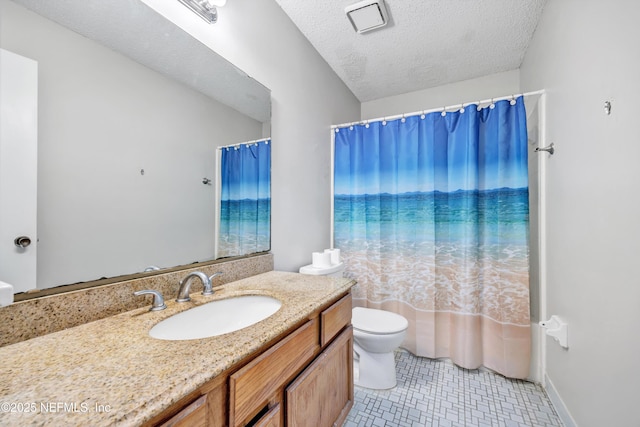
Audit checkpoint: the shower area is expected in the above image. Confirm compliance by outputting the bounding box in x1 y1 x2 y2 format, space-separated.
332 91 547 382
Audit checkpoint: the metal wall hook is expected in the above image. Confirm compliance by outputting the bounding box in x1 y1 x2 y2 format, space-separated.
14 236 31 248
535 143 555 155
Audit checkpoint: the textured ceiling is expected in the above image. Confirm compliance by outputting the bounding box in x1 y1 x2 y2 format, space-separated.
274 0 547 102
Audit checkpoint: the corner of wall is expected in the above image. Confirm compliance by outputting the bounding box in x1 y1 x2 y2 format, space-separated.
544 374 578 427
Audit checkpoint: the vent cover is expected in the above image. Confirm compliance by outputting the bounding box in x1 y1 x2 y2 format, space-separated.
345 0 389 34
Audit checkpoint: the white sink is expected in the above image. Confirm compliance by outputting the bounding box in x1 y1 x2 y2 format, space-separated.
149 295 282 340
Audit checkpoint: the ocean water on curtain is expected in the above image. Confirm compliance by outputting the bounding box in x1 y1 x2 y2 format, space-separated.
218 139 271 258
334 187 530 325
218 198 270 257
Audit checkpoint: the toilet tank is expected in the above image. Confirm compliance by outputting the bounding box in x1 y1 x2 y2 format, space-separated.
299 262 344 278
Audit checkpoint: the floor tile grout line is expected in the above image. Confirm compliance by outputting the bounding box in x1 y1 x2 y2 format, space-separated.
344 350 562 427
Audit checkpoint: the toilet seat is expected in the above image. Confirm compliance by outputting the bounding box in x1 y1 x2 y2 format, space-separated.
352 307 408 335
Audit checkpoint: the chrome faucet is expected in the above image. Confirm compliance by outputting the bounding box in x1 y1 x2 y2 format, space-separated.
176 271 222 302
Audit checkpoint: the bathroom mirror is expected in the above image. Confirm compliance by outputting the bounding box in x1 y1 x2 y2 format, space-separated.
1 0 271 298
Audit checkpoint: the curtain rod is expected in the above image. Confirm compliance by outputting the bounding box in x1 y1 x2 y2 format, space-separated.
217 137 271 150
331 89 545 129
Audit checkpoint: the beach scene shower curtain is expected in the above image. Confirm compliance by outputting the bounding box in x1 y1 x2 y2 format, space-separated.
217 139 271 258
334 98 530 379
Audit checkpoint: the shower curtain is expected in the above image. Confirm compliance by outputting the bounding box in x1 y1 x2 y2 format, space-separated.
334 98 530 379
217 139 271 258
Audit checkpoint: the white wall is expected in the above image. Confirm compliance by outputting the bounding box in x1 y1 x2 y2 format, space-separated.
141 0 361 271
361 70 520 120
521 1 640 426
0 0 263 289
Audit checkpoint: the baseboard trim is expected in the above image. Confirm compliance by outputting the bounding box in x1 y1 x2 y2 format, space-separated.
545 374 577 427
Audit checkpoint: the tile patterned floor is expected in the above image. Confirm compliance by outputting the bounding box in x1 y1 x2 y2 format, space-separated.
344 350 562 427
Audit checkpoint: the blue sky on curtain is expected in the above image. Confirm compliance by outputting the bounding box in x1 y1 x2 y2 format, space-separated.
217 139 270 258
333 98 531 379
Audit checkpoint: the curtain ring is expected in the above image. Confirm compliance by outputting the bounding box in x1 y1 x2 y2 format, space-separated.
401 114 406 123
441 107 446 117
420 110 426 119
459 103 465 113
489 98 495 109
510 95 517 106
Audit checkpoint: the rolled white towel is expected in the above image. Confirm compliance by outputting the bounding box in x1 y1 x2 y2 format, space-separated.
312 251 332 268
0 281 14 306
324 248 341 265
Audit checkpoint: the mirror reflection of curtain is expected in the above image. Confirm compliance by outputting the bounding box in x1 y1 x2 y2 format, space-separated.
217 139 271 258
334 98 530 379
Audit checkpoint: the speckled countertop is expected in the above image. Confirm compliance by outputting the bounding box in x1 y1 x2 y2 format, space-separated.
0 271 355 427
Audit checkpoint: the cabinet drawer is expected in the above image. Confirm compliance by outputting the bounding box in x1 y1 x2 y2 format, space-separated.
229 318 319 426
320 293 352 346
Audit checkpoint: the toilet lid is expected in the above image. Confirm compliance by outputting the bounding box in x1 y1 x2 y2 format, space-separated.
352 307 408 335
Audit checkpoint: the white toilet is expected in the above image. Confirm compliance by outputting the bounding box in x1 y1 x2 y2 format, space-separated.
299 252 409 390
352 307 408 389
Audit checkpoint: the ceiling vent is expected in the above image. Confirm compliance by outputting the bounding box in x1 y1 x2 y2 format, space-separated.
345 0 389 34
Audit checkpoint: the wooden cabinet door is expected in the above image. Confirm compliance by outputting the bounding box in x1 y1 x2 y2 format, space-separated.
157 395 207 427
285 326 353 427
254 403 281 427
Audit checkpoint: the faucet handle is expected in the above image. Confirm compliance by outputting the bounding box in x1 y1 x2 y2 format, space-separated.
203 272 223 296
208 271 223 282
134 289 167 311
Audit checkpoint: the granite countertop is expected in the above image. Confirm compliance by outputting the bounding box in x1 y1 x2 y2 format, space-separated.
0 271 355 426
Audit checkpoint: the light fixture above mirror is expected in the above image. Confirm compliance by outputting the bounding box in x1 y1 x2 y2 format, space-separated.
177 0 227 24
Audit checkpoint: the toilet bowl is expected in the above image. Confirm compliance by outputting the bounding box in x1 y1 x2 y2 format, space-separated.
352 307 408 390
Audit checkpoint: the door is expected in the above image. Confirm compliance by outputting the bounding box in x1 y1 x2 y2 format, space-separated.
0 48 38 293
286 326 354 427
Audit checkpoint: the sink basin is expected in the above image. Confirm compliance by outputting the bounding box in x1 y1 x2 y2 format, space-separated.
149 295 282 340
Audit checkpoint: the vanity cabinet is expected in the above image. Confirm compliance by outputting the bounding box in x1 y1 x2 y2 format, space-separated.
147 292 353 427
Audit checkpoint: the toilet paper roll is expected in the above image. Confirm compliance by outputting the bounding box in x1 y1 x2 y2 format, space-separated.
0 281 14 307
312 251 332 268
324 248 341 265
